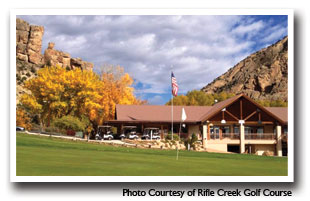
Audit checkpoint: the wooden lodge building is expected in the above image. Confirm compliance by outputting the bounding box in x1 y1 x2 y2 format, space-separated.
106 94 288 156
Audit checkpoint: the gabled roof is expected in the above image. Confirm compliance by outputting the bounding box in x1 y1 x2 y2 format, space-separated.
115 105 212 123
198 94 243 122
113 94 288 125
199 94 287 125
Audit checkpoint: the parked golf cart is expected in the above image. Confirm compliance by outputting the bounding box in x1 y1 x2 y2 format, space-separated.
122 126 139 140
142 128 160 140
95 125 114 140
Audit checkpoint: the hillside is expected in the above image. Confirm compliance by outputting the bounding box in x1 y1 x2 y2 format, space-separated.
201 36 288 101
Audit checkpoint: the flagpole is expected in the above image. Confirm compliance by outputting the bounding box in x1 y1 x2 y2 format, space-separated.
171 77 174 141
179 121 182 140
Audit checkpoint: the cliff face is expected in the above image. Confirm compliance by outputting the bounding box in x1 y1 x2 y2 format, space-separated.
16 18 94 103
16 18 44 65
201 36 288 101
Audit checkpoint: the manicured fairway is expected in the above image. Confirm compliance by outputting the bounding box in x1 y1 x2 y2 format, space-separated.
16 133 288 176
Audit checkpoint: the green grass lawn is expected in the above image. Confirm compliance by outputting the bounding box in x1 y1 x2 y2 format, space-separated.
16 132 288 176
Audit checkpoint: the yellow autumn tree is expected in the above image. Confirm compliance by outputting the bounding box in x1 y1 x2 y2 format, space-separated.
16 107 32 130
20 65 103 127
93 65 144 125
20 65 144 129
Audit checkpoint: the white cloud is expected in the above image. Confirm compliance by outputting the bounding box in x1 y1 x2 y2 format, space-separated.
261 27 287 43
232 20 264 35
18 15 287 97
146 95 164 105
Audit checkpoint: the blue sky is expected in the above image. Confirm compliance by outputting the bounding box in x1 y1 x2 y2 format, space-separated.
18 15 288 105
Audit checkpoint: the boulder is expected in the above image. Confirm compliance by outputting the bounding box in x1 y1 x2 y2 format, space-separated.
16 53 28 61
28 49 42 64
71 57 83 67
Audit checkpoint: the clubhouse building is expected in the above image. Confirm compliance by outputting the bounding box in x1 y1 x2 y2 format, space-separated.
106 94 288 156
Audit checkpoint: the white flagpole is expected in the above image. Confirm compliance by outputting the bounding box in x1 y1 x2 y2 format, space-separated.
171 70 174 141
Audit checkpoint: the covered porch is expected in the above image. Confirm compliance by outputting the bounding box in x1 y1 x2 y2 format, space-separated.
200 94 287 156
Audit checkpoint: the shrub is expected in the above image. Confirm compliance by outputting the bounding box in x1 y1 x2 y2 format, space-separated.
46 60 52 66
26 72 31 77
44 126 66 134
165 134 180 141
30 66 36 73
52 115 90 132
21 76 27 82
184 133 198 150
110 126 117 134
16 74 21 81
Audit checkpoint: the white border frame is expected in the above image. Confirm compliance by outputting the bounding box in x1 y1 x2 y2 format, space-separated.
10 9 294 182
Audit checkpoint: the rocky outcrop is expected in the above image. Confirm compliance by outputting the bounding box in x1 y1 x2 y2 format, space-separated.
44 42 71 68
16 18 44 65
16 18 94 103
43 42 94 70
201 36 288 101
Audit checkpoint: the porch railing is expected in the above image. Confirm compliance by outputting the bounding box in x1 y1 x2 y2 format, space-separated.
245 133 276 140
210 133 276 140
221 133 240 140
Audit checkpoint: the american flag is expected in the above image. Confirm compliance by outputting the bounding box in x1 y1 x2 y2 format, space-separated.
171 72 178 96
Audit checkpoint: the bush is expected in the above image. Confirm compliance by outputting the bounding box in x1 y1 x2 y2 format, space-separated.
184 133 198 150
21 76 27 82
30 66 36 73
52 115 90 132
16 74 21 81
44 126 66 134
165 134 180 141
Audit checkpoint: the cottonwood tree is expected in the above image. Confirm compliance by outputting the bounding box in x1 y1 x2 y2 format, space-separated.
20 65 143 129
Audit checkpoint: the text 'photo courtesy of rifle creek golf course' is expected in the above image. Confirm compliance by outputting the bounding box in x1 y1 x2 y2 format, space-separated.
15 14 289 177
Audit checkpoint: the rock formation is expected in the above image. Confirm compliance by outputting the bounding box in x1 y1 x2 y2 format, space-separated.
16 18 94 103
16 18 44 65
201 36 288 101
43 42 94 70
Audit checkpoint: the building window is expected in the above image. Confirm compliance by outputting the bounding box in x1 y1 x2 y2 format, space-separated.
245 126 254 134
222 126 230 134
234 126 239 134
210 126 220 139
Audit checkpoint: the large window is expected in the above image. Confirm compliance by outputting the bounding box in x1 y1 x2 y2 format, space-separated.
210 126 220 139
234 126 239 134
245 126 254 134
257 127 264 134
222 126 230 134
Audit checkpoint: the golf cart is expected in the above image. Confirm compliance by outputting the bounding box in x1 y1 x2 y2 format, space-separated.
96 125 114 140
122 126 139 140
142 128 161 140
